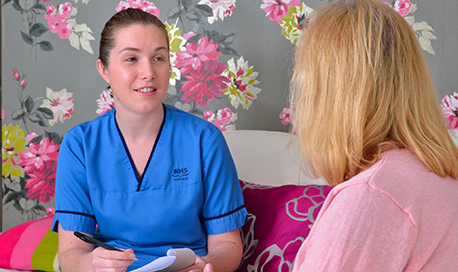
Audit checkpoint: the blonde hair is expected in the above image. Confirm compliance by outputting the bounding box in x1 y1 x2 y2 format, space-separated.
290 0 458 186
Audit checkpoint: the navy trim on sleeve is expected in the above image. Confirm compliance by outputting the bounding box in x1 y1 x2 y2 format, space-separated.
55 210 96 219
202 205 246 221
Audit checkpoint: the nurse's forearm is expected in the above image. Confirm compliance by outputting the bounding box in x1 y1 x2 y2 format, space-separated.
202 229 243 272
59 248 95 272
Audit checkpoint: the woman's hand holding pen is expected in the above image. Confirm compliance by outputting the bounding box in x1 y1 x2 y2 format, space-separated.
91 246 136 272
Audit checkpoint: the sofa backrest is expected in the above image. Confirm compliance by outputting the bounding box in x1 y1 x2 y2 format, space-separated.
223 129 458 187
223 130 327 186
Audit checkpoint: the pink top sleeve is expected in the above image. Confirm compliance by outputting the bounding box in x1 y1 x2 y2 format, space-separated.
292 183 416 271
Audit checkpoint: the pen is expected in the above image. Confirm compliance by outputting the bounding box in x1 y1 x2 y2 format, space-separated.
74 231 139 261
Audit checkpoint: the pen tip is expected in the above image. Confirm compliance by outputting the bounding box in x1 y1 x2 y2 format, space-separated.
133 257 139 261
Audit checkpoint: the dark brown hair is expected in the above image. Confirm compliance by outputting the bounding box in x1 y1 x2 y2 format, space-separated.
99 8 169 67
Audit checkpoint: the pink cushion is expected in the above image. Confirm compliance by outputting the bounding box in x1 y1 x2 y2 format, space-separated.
237 180 332 271
0 215 58 271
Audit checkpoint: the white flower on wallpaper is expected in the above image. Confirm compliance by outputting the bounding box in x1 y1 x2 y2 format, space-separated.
96 89 115 116
41 87 75 126
223 57 261 110
279 2 313 45
166 20 187 86
441 92 458 129
72 0 90 3
198 0 236 24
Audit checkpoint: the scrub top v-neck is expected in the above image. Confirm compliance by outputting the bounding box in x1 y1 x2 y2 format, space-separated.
52 104 248 270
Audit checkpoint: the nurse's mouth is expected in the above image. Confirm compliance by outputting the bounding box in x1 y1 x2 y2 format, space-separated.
135 87 156 93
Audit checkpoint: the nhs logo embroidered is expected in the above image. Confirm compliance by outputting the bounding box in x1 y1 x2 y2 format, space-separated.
172 168 189 181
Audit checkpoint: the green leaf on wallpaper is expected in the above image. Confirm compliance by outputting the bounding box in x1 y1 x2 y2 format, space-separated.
45 131 63 145
184 10 200 21
21 10 33 27
81 37 94 54
37 107 54 119
2 0 12 6
29 22 48 37
4 191 24 206
23 95 34 113
196 4 212 17
27 112 44 124
221 33 237 44
74 23 92 33
82 31 95 41
20 30 33 45
37 41 53 51
422 30 437 40
69 32 80 50
168 7 182 20
412 21 434 32
19 0 34 10
31 3 46 14
11 0 21 11
11 109 27 120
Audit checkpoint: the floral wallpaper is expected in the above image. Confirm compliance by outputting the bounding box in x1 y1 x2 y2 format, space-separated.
2 0 458 233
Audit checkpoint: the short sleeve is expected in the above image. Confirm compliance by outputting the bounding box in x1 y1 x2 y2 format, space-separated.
52 128 96 235
200 129 248 235
294 184 416 271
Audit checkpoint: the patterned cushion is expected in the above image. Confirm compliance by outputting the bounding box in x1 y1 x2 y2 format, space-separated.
0 215 59 272
237 180 332 272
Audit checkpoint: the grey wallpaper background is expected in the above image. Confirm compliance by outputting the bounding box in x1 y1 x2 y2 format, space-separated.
1 0 457 231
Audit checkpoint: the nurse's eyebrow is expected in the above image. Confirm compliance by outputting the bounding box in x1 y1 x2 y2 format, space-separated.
118 46 168 53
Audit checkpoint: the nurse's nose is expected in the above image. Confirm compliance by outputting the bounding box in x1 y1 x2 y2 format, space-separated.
140 62 155 80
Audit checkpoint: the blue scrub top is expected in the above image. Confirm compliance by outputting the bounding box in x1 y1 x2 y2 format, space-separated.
52 105 247 270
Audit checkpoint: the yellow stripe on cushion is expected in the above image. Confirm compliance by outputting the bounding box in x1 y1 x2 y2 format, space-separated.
30 227 59 271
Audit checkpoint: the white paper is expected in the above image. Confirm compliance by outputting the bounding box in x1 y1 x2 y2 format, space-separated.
130 248 196 272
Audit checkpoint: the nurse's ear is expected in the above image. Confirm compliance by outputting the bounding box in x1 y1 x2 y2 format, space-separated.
97 59 110 85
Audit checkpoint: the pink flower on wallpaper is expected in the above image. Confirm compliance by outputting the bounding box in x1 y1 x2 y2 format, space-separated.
175 37 221 75
57 2 73 20
96 89 116 115
45 6 55 19
183 31 197 41
46 207 56 216
2 109 4 119
116 0 160 17
382 2 391 7
13 69 19 81
18 138 59 173
394 0 411 17
57 22 73 39
20 77 26 89
181 61 229 107
261 0 300 23
204 108 234 131
280 107 292 126
47 16 63 34
26 133 39 141
25 160 57 204
442 92 458 129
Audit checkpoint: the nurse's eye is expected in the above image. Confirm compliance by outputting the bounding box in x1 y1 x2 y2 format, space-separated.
126 57 137 62
154 56 164 62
